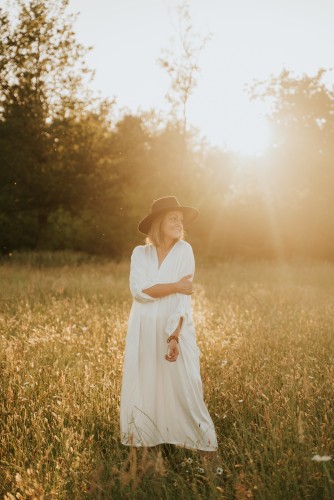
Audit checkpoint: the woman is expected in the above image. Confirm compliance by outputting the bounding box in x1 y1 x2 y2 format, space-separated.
120 196 218 453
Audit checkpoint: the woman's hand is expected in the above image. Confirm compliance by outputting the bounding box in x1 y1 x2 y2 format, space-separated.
175 274 193 295
165 339 179 362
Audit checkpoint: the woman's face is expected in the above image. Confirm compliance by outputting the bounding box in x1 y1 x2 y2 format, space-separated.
161 210 184 241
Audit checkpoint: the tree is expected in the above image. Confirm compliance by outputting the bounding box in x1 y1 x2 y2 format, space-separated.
0 0 114 250
0 0 95 122
247 68 334 258
157 1 210 135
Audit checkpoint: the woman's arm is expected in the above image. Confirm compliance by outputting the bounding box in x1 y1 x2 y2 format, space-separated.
165 316 183 362
164 243 195 363
173 316 183 340
142 274 193 299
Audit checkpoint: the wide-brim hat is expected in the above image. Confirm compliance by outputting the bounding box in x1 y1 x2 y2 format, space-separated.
138 195 199 235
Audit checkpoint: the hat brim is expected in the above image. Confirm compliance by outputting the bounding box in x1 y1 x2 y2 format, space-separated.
138 206 199 235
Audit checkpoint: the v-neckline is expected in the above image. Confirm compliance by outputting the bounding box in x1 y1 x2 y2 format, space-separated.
154 240 179 270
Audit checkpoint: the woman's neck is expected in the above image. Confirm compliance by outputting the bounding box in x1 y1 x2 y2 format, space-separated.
158 238 177 251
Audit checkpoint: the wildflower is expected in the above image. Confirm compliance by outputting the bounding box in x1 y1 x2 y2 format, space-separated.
82 326 88 333
15 473 22 484
216 467 223 475
311 454 332 462
196 467 205 474
186 457 193 464
154 450 165 476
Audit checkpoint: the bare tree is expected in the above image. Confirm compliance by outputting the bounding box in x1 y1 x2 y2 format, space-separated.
158 1 210 135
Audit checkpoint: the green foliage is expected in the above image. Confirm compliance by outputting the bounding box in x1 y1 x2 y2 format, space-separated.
0 1 86 243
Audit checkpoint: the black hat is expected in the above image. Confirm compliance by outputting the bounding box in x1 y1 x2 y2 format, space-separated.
138 195 199 235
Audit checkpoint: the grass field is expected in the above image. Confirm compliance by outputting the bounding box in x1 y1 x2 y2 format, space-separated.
0 253 333 499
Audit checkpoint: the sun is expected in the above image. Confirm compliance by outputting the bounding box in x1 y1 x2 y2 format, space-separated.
192 99 271 156
222 106 271 156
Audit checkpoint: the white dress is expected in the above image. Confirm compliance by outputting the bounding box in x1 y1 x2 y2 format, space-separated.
120 239 218 451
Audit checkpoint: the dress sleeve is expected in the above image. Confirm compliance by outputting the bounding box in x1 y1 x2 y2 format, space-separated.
164 243 195 335
129 246 159 303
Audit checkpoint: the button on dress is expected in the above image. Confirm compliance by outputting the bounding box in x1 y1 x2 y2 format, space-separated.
120 239 218 451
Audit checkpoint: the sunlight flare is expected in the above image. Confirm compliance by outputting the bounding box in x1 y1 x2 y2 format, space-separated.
223 108 270 156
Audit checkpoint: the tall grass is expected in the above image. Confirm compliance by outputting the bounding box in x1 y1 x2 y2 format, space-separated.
0 254 333 498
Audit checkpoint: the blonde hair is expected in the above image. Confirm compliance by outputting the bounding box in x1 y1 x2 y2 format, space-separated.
145 212 185 247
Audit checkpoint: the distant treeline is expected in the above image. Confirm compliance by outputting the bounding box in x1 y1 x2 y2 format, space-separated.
1 1 334 259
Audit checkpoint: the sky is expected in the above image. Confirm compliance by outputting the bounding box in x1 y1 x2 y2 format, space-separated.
68 0 334 153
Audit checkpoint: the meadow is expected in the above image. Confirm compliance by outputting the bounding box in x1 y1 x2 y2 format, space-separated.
0 252 333 499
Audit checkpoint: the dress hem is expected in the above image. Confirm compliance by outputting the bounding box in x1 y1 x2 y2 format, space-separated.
120 439 218 452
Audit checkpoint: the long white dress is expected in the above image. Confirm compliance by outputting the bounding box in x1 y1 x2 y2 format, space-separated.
120 239 218 451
